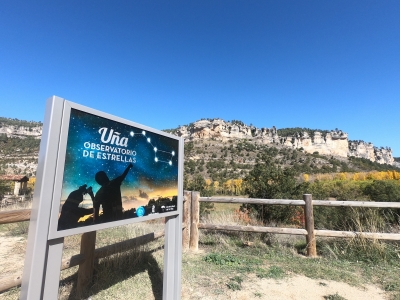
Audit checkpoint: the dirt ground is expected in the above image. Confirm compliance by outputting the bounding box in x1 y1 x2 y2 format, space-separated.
0 233 26 277
0 233 389 300
181 274 387 300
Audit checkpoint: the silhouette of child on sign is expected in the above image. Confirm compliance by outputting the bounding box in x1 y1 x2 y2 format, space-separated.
94 163 133 222
58 184 95 230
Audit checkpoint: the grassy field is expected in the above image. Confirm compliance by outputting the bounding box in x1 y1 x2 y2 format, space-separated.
1 201 400 299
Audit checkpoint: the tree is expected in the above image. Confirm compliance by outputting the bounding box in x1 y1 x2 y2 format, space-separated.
363 180 400 203
0 180 9 196
245 156 301 200
244 155 306 224
359 179 400 227
185 174 214 215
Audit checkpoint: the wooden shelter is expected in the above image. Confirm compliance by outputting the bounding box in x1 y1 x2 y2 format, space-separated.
0 175 30 195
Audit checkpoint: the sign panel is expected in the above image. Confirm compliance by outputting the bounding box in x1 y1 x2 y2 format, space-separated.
22 97 183 300
48 101 182 238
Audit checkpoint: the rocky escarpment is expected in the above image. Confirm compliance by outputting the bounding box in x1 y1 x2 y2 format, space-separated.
349 141 394 165
175 119 395 165
0 125 42 139
0 120 42 176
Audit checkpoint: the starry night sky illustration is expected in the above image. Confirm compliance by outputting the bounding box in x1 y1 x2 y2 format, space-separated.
60 109 179 201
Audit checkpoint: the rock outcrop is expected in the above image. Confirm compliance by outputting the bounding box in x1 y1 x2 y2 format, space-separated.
348 141 394 164
0 125 42 139
277 130 349 157
175 119 395 165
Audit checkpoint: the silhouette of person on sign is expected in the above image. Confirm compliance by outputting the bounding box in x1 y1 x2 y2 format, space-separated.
58 184 95 230
94 163 133 222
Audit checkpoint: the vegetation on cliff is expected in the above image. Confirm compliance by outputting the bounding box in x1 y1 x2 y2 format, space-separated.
183 138 400 188
0 117 42 128
277 127 330 138
0 135 40 156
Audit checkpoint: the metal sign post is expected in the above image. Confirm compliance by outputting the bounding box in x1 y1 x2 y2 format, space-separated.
21 96 183 299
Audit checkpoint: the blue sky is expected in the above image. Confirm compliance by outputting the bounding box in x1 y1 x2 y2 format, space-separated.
1 1 399 156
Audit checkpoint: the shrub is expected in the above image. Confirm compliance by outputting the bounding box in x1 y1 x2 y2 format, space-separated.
244 155 307 224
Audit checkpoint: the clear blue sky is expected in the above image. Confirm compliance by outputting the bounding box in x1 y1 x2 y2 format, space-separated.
1 1 399 156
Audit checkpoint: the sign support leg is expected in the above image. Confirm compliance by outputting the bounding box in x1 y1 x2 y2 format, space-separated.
163 214 182 300
43 238 64 299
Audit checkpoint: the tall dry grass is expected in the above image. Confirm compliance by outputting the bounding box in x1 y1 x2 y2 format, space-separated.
318 208 400 263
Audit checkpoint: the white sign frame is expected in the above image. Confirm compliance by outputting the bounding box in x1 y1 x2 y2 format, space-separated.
21 96 183 300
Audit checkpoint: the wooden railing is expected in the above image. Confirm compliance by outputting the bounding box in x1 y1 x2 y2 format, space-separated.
183 191 400 257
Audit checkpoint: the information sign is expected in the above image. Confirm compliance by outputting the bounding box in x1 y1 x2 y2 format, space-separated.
21 96 183 299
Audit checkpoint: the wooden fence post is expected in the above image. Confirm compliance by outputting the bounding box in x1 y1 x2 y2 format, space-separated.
182 190 191 250
303 194 317 257
77 231 96 295
189 191 200 251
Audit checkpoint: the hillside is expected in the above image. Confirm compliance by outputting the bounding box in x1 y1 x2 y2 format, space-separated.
0 117 399 179
173 119 395 165
0 118 41 176
183 138 400 183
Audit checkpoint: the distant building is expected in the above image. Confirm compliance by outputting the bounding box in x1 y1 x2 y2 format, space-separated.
0 175 29 195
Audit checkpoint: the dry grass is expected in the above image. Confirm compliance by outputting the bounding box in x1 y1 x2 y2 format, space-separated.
0 198 32 211
0 219 166 300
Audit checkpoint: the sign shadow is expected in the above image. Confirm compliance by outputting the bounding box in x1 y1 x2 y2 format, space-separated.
62 248 164 300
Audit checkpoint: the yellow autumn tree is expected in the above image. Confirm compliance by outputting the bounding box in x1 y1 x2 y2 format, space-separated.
387 170 394 180
233 179 243 195
205 178 212 189
213 181 219 192
27 177 36 189
336 173 346 181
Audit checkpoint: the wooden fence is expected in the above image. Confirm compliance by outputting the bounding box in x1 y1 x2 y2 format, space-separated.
1 192 400 294
184 191 400 258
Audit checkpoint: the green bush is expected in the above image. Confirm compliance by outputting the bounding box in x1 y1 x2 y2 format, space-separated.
244 156 307 224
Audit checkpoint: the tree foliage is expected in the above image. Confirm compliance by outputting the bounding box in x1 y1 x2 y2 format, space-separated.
363 180 400 202
184 174 214 215
277 127 330 138
0 117 42 128
302 179 400 230
244 155 306 223
348 157 400 172
245 157 301 200
0 135 40 155
0 180 10 196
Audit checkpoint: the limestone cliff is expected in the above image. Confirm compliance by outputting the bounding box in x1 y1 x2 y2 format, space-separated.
348 141 394 165
0 121 42 176
175 119 395 165
0 125 42 139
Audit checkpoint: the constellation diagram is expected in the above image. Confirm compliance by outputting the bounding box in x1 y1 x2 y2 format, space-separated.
130 130 175 165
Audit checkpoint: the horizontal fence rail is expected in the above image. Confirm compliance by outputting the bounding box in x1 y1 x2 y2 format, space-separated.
314 230 400 240
197 224 400 240
200 197 305 205
199 197 400 208
0 209 31 224
198 223 308 235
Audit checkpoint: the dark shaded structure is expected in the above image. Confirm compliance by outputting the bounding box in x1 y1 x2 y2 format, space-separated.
0 175 29 196
58 185 94 231
94 163 133 223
